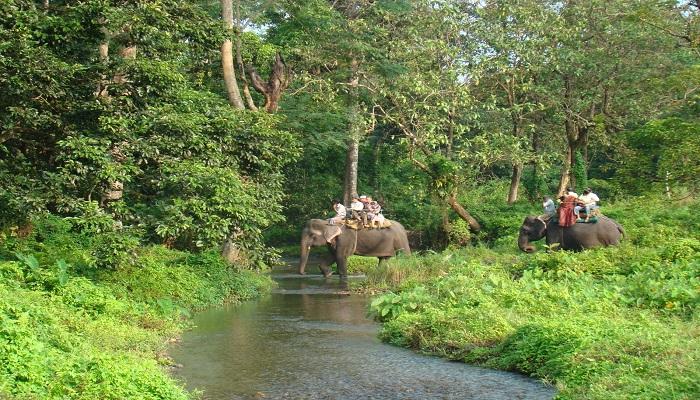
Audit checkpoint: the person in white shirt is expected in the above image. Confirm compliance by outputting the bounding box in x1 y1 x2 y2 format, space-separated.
350 196 367 225
541 196 556 220
328 199 346 225
576 188 600 222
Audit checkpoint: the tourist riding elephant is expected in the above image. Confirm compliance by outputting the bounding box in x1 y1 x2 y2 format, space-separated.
518 215 624 253
298 219 411 278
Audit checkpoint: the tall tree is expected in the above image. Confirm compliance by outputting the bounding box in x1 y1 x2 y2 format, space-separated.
472 0 550 204
221 0 245 109
372 1 487 230
540 0 680 194
265 0 387 204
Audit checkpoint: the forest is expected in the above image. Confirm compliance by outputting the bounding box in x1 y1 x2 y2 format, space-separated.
0 0 698 399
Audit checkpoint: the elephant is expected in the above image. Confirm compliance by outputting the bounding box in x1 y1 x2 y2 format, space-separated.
298 219 411 278
518 215 624 253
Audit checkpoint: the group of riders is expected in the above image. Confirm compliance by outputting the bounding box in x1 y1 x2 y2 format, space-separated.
325 186 600 230
328 195 385 228
542 187 601 227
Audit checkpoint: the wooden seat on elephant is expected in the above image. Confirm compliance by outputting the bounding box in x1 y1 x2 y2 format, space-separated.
577 208 601 224
576 216 599 223
339 219 392 230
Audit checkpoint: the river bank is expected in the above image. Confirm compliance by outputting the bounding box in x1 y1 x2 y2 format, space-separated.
170 262 555 399
0 217 273 399
357 198 700 399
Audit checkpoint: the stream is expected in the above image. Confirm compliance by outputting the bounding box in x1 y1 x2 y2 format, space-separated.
170 263 555 400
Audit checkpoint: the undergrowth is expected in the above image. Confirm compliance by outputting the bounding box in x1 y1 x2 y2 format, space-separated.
365 196 700 399
0 216 273 399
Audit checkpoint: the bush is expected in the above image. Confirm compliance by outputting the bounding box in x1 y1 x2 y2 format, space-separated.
619 258 700 315
346 255 377 274
0 221 273 399
365 199 700 399
446 219 471 247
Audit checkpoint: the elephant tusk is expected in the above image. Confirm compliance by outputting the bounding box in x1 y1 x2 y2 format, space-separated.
307 246 311 250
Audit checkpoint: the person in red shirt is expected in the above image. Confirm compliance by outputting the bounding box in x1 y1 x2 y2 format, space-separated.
557 194 578 227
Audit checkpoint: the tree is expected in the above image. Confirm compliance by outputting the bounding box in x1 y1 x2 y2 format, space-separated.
265 0 389 205
221 0 246 109
471 0 551 204
0 0 298 261
534 0 681 195
369 1 489 231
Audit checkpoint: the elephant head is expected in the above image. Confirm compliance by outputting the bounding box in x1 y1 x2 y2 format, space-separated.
518 216 547 253
298 219 332 274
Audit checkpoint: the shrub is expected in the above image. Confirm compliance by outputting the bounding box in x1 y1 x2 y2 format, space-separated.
619 258 700 315
369 286 430 321
0 223 273 399
346 255 377 274
446 219 471 247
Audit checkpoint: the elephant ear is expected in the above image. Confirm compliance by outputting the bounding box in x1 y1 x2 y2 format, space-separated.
324 225 343 243
523 216 537 224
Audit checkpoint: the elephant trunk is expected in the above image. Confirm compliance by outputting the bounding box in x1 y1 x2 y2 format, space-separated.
518 233 536 253
298 237 311 275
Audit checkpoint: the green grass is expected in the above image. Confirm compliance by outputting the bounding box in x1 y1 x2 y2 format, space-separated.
0 217 273 400
365 197 700 399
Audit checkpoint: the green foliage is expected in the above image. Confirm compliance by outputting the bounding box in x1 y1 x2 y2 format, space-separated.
0 0 298 258
1 0 698 397
614 116 700 195
572 151 588 191
0 220 273 399
346 255 376 274
619 258 700 315
366 199 700 399
446 219 471 247
369 286 428 321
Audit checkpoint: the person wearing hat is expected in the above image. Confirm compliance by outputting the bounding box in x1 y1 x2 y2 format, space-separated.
367 197 384 228
350 196 366 225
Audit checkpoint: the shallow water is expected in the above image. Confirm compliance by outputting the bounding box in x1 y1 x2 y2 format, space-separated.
170 265 555 400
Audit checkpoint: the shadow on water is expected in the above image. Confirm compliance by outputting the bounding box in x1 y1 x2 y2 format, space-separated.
170 263 555 400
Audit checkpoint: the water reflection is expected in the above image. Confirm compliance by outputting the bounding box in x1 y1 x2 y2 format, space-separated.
170 267 555 400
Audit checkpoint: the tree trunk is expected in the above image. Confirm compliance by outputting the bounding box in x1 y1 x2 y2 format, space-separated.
369 132 385 191
343 58 361 206
343 135 359 206
234 0 257 111
112 45 136 87
557 144 573 196
221 0 245 109
507 163 523 204
558 76 577 196
530 127 542 200
248 53 290 113
95 19 110 98
447 192 481 232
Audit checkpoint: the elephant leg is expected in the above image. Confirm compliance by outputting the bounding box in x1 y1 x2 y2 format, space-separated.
319 252 335 278
378 256 390 268
336 256 348 279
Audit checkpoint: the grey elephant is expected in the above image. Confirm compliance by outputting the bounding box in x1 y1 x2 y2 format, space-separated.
518 215 624 252
298 219 411 278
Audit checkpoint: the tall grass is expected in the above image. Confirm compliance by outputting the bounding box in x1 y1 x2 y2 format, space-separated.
366 196 700 399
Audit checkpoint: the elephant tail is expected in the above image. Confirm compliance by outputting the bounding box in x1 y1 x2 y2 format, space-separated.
616 222 626 239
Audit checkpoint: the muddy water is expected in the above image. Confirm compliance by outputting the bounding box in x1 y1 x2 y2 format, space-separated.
170 264 555 400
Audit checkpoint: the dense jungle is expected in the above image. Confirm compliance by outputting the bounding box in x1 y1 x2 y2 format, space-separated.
0 1 698 399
